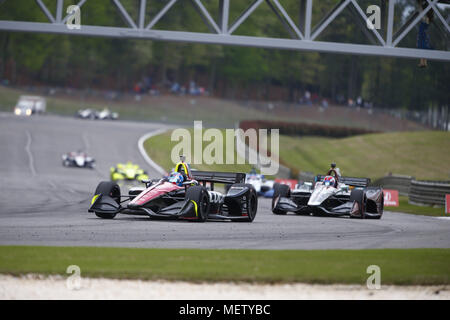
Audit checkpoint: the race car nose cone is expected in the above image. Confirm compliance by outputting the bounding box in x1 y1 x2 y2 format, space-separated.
127 203 139 209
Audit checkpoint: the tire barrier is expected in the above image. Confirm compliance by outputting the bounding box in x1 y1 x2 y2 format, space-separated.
371 175 414 196
409 180 450 206
240 120 378 138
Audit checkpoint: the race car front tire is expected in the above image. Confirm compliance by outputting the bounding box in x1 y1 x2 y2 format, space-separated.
226 183 258 222
93 181 121 219
185 185 210 222
272 183 290 215
349 188 366 219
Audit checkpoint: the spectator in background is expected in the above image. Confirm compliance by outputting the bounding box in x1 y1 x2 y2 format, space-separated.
312 92 319 104
336 93 345 105
170 82 180 94
143 76 152 92
304 90 311 106
347 98 354 107
133 82 140 94
356 96 363 107
189 80 197 95
417 0 434 68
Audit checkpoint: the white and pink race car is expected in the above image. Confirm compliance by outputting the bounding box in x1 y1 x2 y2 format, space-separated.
89 159 258 222
62 151 95 169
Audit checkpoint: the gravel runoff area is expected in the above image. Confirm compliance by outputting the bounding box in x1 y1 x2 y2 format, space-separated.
0 275 448 300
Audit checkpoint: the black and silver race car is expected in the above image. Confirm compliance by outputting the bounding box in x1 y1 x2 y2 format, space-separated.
76 108 96 119
89 160 257 222
62 151 95 168
272 171 383 219
95 108 119 120
76 108 119 120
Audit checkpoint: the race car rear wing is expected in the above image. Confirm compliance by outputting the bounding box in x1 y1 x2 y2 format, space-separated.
191 170 246 186
316 175 370 187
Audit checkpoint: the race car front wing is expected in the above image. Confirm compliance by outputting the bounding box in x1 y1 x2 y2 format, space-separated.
274 196 357 216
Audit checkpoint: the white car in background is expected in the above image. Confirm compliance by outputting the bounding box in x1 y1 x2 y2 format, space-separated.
76 108 96 119
62 151 95 169
14 96 46 116
76 108 119 120
95 108 118 120
245 170 274 196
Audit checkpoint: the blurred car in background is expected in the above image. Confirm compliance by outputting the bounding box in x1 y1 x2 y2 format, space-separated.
76 108 96 119
96 108 118 120
14 96 46 116
76 108 118 120
62 151 95 168
110 162 149 182
244 168 274 197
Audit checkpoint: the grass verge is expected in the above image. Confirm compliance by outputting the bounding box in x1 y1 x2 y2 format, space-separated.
143 129 253 174
386 196 446 217
0 246 449 285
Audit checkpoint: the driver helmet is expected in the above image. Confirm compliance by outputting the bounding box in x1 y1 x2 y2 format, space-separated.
168 172 184 186
323 175 336 187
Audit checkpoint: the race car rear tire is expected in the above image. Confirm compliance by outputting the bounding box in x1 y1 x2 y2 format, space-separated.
244 185 258 222
185 186 210 222
94 181 121 219
349 188 366 219
272 183 290 215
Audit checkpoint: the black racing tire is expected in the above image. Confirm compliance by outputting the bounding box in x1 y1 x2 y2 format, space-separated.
93 181 121 219
365 189 383 220
272 183 290 215
185 185 210 222
349 188 365 219
377 193 384 219
228 183 258 222
245 185 258 222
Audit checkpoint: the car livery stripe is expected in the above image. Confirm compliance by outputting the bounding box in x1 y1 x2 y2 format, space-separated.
91 194 100 205
191 200 198 217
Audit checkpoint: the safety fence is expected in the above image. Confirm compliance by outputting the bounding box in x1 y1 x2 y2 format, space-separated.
372 175 414 196
409 180 450 206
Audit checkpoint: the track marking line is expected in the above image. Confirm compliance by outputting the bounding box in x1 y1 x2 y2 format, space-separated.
82 133 90 151
25 130 37 176
138 129 168 176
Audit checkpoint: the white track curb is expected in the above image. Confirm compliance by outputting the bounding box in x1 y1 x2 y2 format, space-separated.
138 128 169 176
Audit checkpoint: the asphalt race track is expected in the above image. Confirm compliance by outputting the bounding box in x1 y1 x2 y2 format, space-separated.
0 113 449 249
